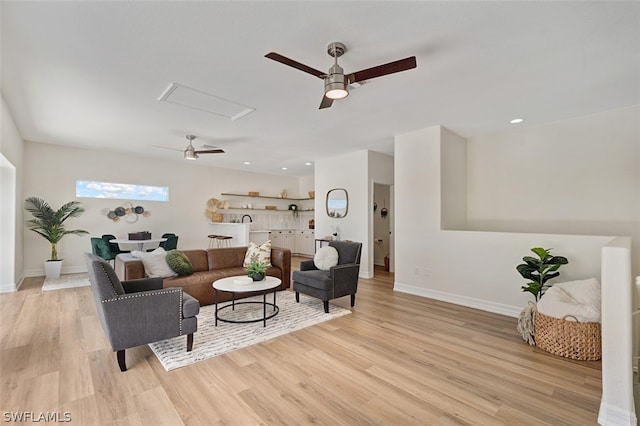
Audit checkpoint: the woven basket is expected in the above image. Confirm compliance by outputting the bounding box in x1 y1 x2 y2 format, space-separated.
534 311 601 361
210 212 223 223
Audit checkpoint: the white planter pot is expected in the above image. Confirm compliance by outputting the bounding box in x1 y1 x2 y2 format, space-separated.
44 260 63 278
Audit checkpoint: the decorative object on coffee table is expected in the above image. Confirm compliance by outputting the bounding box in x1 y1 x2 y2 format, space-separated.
247 260 266 281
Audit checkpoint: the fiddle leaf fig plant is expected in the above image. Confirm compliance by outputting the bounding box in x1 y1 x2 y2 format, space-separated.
516 247 568 302
24 197 89 260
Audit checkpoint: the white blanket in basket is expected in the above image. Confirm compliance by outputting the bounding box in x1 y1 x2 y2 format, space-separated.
536 278 601 323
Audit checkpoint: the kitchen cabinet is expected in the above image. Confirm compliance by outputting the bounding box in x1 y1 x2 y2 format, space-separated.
270 230 295 252
295 230 315 256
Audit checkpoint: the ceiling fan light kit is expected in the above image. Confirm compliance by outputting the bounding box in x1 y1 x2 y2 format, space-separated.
265 41 417 109
324 42 349 100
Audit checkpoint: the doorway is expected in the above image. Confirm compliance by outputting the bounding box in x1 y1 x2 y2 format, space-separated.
1 153 17 292
373 183 393 275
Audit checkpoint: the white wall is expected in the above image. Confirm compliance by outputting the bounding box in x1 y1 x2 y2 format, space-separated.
466 105 640 276
0 95 24 291
395 125 614 315
315 150 372 277
22 141 310 276
314 150 394 278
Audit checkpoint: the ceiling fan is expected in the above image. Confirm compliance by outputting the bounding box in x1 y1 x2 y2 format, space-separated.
182 135 224 160
265 42 417 109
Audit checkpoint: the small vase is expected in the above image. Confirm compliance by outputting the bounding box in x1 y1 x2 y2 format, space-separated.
249 273 264 281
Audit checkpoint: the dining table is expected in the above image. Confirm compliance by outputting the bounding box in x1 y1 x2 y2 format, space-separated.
109 238 167 252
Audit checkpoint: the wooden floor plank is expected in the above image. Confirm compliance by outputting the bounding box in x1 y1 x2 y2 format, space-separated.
0 259 602 425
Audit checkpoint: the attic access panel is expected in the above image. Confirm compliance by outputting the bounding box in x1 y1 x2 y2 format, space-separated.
158 82 254 121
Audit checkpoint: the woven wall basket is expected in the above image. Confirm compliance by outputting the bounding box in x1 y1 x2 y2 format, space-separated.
534 311 601 361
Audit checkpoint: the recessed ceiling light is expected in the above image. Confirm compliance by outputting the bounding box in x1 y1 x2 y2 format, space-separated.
243 161 250 165
305 162 312 166
281 167 288 171
510 118 525 124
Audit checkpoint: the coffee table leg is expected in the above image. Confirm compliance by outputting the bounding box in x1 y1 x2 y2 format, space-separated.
263 291 267 327
214 289 218 326
273 289 277 311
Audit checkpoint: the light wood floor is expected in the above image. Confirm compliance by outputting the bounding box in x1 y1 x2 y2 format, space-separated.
1 258 602 425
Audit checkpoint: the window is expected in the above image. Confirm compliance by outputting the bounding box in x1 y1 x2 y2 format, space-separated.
76 180 169 201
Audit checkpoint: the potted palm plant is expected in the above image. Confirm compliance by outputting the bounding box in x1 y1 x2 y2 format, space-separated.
24 196 89 278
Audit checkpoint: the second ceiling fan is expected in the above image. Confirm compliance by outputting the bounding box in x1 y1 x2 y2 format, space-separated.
183 135 224 160
265 42 417 109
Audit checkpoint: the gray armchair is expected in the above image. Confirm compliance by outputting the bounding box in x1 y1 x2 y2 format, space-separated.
85 253 199 371
292 241 362 313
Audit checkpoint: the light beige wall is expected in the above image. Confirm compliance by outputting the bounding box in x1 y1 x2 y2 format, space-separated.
440 128 467 230
395 125 613 316
466 105 640 275
22 141 308 276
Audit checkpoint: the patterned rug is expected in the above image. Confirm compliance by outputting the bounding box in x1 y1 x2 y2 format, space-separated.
42 273 91 291
149 291 351 371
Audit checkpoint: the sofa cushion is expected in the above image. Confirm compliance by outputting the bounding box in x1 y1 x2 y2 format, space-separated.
208 247 246 270
138 247 177 278
329 241 361 265
166 250 193 276
293 269 332 289
314 246 339 270
243 240 272 267
182 250 209 272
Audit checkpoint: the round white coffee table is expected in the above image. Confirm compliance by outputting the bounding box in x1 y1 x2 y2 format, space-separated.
212 276 281 327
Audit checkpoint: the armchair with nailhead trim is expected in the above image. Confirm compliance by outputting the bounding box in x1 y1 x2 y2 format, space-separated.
85 253 199 371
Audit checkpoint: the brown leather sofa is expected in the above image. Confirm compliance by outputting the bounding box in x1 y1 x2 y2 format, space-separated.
115 246 291 306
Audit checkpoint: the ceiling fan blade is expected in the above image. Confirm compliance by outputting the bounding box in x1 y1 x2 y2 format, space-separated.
194 149 225 154
265 52 326 79
348 56 417 83
319 95 334 109
152 145 183 152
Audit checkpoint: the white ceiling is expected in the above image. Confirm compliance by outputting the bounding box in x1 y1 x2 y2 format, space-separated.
2 1 639 177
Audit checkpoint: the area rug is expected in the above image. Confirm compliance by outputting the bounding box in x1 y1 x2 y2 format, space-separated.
149 291 351 371
42 273 91 291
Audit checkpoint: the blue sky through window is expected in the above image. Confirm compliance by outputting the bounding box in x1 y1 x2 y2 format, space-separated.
76 180 168 201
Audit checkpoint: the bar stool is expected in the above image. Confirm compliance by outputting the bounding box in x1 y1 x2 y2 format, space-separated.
215 235 233 248
207 234 233 248
207 235 219 248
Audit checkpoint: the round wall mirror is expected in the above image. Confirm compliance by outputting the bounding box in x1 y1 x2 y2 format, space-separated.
326 188 348 218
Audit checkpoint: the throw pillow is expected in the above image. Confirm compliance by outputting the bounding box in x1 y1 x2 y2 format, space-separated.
165 249 193 276
139 247 177 278
243 240 272 267
314 246 339 271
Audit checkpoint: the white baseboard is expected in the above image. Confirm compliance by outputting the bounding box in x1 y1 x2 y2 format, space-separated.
393 282 521 318
0 274 24 293
598 401 637 426
0 282 16 293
